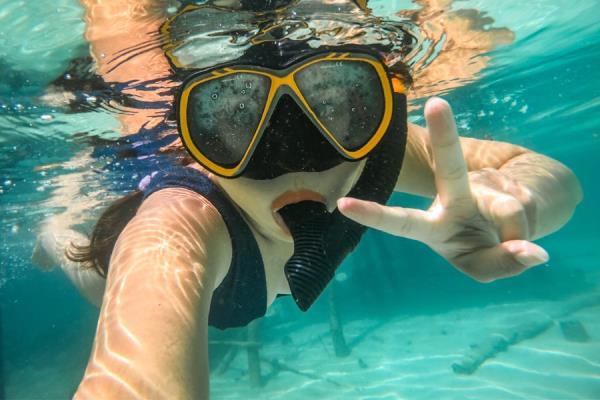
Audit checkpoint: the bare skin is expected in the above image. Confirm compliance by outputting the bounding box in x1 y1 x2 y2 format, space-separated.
75 189 231 399
68 97 581 399
28 0 583 398
341 98 583 283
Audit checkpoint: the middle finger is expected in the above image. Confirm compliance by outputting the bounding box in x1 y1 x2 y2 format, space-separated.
425 98 472 207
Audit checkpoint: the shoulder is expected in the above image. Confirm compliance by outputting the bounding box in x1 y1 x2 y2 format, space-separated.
120 187 233 285
139 186 223 218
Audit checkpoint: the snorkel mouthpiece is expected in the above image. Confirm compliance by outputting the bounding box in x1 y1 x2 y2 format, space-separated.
279 200 363 311
279 201 334 311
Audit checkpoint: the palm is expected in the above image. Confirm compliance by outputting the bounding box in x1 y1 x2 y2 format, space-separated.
426 195 501 268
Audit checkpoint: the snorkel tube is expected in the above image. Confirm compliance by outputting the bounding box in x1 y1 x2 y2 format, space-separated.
279 91 406 311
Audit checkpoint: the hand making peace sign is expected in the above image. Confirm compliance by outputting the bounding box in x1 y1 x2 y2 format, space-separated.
338 97 549 283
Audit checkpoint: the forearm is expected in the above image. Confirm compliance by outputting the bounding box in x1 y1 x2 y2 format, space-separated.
497 152 582 239
75 237 213 399
80 0 176 133
75 190 231 399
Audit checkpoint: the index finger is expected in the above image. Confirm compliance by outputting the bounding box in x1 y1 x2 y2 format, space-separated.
425 97 472 206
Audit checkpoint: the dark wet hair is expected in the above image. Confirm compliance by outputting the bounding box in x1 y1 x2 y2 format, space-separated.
241 0 369 11
66 190 144 277
66 143 196 277
241 0 295 10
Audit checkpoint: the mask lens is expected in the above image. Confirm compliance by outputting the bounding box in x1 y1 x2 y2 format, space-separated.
295 60 385 152
186 72 271 166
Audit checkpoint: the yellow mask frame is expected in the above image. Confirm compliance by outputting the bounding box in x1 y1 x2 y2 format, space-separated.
177 51 405 178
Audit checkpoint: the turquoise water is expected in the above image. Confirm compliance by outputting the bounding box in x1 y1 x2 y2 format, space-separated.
1 0 599 399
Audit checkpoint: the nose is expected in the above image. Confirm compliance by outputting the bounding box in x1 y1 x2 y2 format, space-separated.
242 94 345 179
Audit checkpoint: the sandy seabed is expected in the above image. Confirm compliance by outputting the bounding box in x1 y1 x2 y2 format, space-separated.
5 297 600 400
211 301 600 400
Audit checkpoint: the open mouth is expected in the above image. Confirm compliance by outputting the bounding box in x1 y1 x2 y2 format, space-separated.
271 190 327 234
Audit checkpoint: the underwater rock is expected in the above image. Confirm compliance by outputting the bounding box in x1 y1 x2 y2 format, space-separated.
559 320 590 342
452 312 553 375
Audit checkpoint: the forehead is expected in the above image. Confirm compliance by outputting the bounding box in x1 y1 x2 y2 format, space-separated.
161 1 413 70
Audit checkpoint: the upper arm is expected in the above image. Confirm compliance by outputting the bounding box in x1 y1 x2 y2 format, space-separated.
76 188 231 399
395 123 529 197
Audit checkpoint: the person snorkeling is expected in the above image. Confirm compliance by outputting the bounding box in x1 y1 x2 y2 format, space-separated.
31 0 582 398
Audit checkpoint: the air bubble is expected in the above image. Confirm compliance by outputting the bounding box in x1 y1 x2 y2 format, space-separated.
40 114 54 121
211 93 218 100
239 103 245 109
245 82 252 89
351 107 356 112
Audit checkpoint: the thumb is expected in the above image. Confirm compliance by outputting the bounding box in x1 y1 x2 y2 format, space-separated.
503 240 549 267
454 240 549 282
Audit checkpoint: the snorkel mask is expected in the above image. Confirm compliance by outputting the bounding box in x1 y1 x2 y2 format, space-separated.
164 0 413 311
177 50 402 178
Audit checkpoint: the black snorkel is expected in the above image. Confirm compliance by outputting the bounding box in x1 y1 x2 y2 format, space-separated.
277 91 406 310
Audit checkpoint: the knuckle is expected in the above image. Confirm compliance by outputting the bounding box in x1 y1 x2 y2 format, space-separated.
440 162 466 182
371 204 385 227
397 213 413 236
497 252 526 278
491 196 525 222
